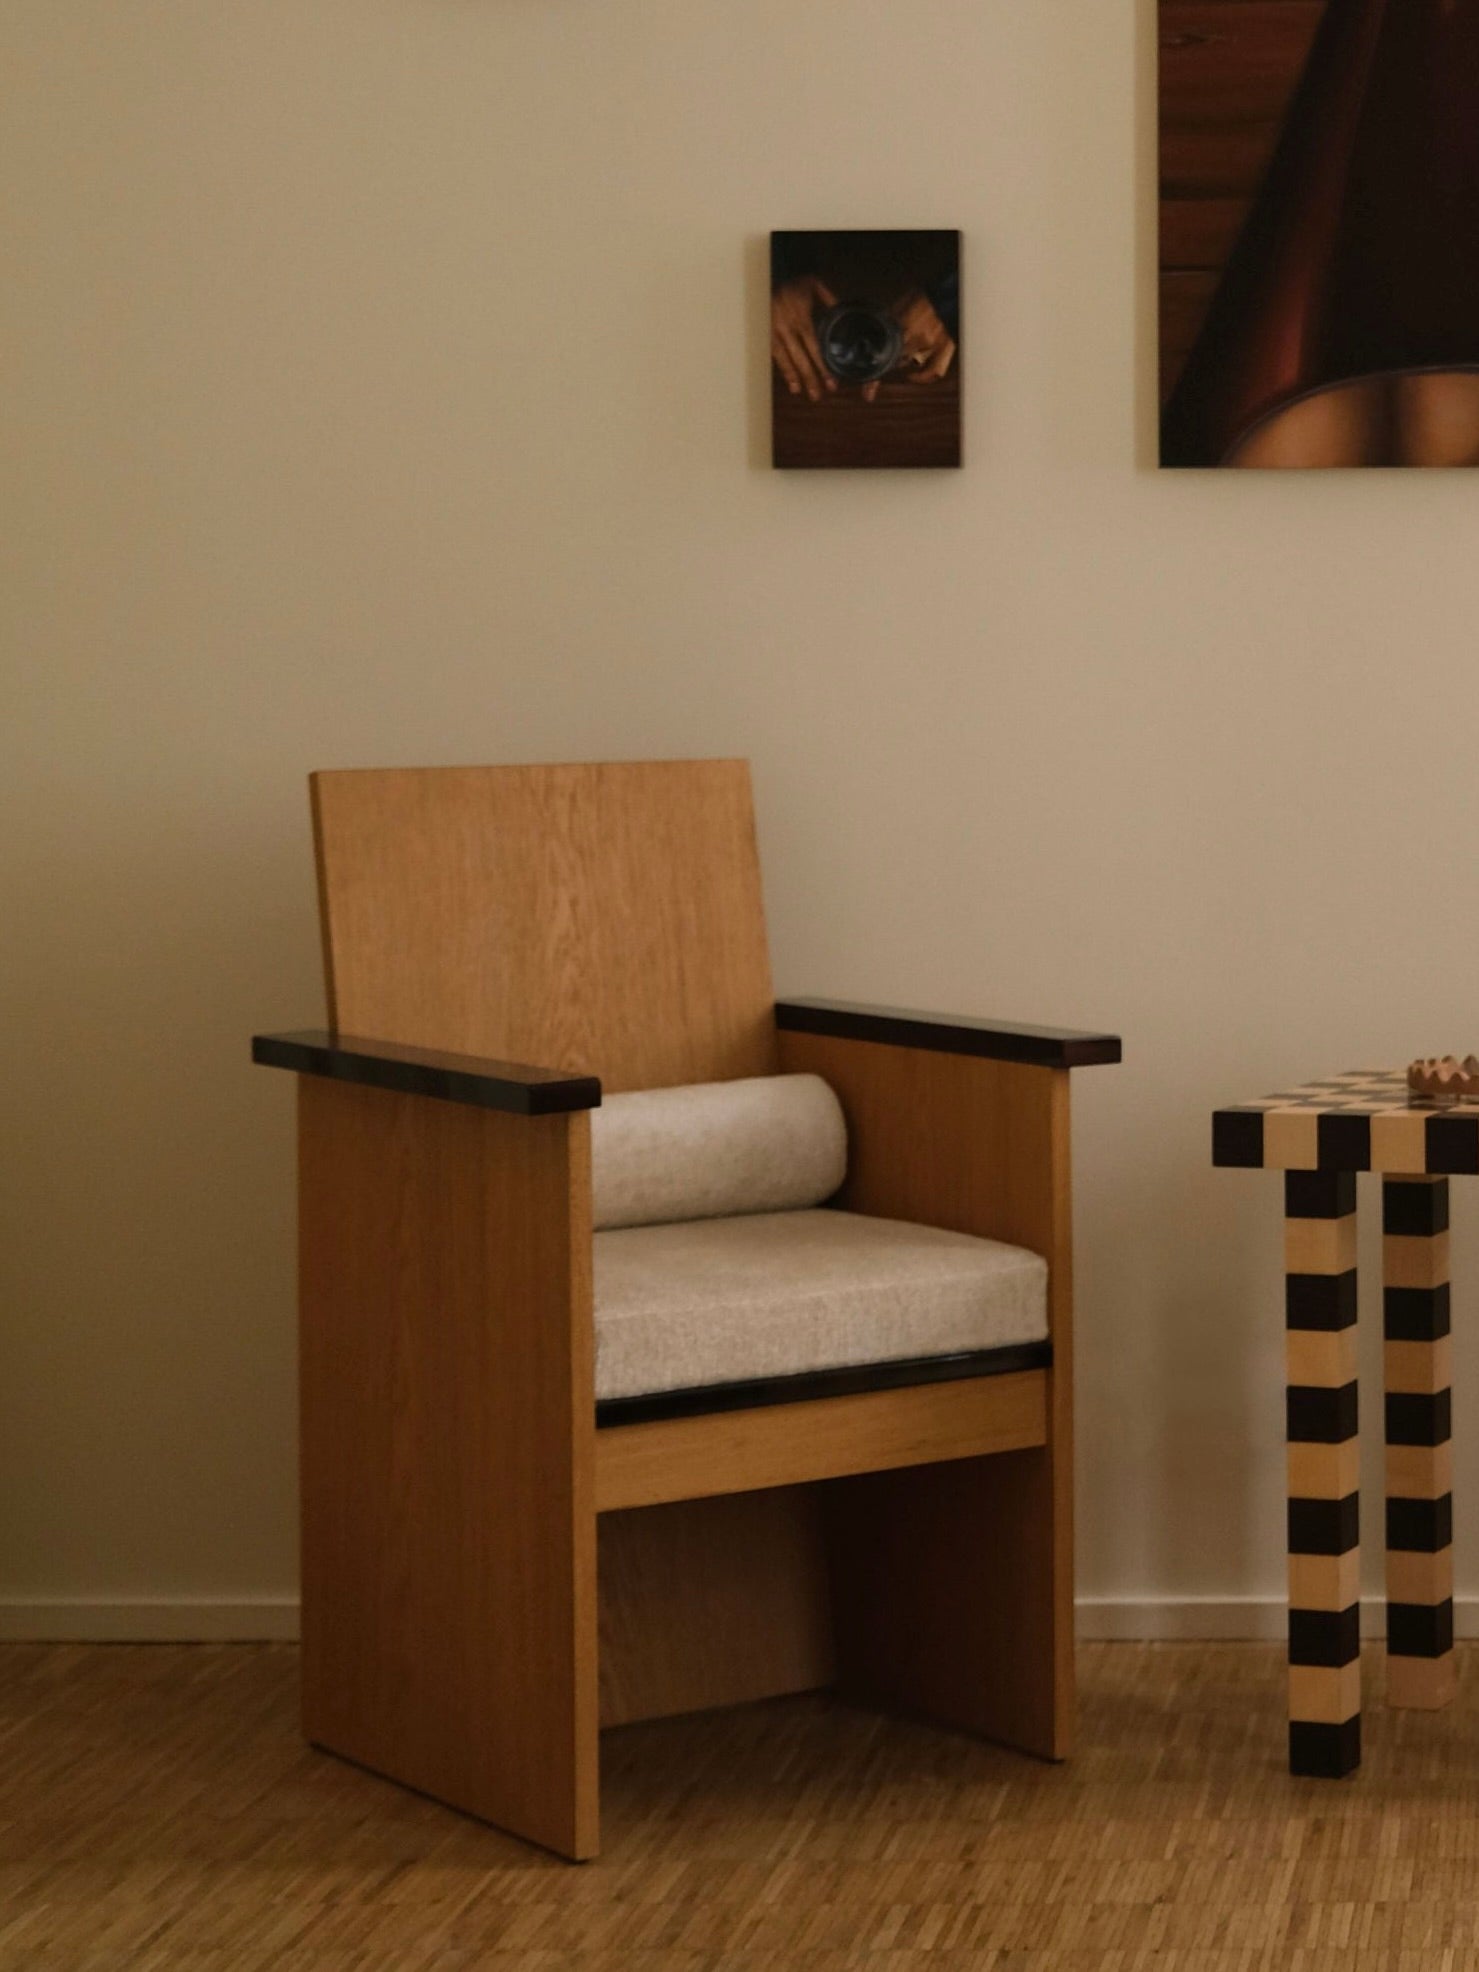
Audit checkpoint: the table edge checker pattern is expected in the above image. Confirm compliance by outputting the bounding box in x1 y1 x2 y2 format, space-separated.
1215 1069 1479 1175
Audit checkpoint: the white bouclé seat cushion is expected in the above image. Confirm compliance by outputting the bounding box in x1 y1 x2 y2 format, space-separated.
593 1208 1048 1402
589 1072 1048 1403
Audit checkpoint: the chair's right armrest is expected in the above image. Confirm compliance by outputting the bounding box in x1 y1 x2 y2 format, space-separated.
776 1009 1086 1260
775 1011 1107 1358
252 1030 601 1117
775 998 1121 1069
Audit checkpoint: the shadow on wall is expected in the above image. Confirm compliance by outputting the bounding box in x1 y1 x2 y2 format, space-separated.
0 802 320 1594
1077 1135 1267 1623
1154 1160 1269 1612
746 235 772 473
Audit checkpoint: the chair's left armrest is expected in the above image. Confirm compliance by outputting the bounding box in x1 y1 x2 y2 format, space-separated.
774 998 1121 1070
252 1029 602 1116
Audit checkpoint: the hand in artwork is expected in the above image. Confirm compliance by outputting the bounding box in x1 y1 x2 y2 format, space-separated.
771 275 839 402
860 288 956 403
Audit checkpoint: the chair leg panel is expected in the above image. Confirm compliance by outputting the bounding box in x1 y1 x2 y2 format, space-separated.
822 1437 1072 1759
298 1079 600 1858
598 1490 835 1726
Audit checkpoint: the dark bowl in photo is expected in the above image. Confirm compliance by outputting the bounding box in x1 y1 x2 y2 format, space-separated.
814 302 903 383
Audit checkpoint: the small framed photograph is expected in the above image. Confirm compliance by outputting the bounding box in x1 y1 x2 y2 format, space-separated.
770 229 961 469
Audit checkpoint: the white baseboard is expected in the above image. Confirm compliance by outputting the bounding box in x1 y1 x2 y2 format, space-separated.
1 1595 1474 1645
1077 1595 1479 1641
0 1598 301 1642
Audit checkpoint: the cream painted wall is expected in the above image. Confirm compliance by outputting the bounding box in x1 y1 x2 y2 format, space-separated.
6 0 1479 1635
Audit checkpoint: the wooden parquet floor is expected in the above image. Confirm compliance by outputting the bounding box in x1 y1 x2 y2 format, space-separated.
4 1642 1479 1970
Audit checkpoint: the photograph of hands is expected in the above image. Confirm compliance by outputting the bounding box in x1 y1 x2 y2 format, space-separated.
770 229 961 468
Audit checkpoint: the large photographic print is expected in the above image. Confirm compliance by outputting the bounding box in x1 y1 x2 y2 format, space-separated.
771 230 960 469
1160 1 1479 468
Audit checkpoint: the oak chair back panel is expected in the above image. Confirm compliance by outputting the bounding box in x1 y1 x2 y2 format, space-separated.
312 761 777 1092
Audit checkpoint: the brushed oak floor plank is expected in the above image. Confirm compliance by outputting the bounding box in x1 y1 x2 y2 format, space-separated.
5 1642 1479 1968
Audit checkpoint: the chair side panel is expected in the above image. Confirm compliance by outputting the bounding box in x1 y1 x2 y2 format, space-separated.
776 1032 1076 1758
297 1078 598 1856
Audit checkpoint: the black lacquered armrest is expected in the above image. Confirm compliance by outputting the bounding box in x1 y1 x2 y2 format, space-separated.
774 997 1122 1070
252 1030 602 1116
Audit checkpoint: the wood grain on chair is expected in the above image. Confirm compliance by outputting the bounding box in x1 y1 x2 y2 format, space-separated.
256 761 1119 1854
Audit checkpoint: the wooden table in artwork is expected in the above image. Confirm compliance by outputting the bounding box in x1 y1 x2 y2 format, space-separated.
1214 1071 1460 1778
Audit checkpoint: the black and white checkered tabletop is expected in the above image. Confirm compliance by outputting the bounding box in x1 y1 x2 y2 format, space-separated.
1214 1071 1479 1174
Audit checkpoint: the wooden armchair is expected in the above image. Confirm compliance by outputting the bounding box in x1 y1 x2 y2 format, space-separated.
253 760 1119 1859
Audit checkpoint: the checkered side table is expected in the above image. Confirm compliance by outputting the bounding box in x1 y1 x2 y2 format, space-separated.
1214 1071 1459 1778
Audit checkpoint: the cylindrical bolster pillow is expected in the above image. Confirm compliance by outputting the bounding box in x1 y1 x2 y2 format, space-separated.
591 1074 847 1231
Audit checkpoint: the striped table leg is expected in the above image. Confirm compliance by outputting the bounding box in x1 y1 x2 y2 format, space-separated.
1285 1170 1361 1777
1383 1174 1456 1711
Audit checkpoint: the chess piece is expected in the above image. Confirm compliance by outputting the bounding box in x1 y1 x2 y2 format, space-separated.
1407 1056 1479 1102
